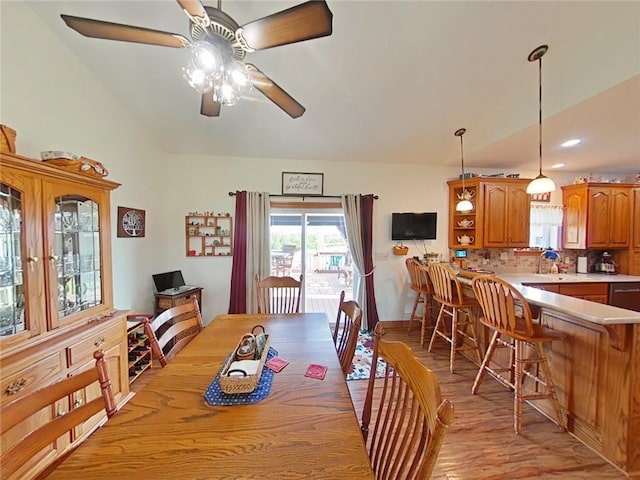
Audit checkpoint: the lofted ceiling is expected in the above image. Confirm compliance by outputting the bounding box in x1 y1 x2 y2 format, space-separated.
24 0 640 175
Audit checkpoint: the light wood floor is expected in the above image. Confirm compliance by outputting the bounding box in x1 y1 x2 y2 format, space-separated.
131 326 628 479
348 328 628 480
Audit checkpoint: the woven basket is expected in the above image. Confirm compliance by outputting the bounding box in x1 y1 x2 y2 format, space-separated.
219 334 270 394
0 125 17 154
43 157 109 178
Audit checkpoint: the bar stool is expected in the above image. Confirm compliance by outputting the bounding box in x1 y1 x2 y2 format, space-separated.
427 263 483 373
471 275 566 434
405 258 436 347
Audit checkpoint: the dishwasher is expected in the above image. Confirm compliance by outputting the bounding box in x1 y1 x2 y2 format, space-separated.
609 283 640 312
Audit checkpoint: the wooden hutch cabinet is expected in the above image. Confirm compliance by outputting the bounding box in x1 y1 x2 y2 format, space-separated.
562 183 633 249
0 152 131 479
448 177 532 249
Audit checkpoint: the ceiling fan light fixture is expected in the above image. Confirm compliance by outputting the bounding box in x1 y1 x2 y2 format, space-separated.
191 40 223 75
182 63 214 93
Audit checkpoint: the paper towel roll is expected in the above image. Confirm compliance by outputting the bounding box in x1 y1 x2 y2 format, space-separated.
577 256 588 274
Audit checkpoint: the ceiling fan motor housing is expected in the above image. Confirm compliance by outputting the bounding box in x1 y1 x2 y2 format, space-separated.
190 7 247 61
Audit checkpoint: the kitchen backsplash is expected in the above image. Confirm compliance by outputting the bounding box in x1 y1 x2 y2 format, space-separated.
444 248 619 274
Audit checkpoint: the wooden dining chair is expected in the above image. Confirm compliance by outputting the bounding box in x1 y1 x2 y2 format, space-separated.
405 258 436 347
0 350 117 480
255 274 303 314
332 291 363 376
471 275 566 434
427 262 483 373
361 323 454 479
142 295 203 367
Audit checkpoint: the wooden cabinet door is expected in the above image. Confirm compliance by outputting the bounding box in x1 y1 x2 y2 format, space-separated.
633 188 640 249
563 187 587 249
506 184 530 246
483 183 530 247
0 167 47 353
483 184 508 246
587 187 612 247
588 187 631 248
608 188 631 247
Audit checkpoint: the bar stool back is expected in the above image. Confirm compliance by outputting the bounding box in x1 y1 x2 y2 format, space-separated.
405 258 436 347
427 263 483 373
471 275 566 434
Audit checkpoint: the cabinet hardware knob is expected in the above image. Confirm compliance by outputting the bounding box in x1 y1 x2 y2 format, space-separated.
5 378 28 395
27 253 39 272
49 250 59 262
94 336 105 347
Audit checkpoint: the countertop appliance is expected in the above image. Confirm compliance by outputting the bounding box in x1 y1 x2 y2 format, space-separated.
609 283 640 312
595 251 617 275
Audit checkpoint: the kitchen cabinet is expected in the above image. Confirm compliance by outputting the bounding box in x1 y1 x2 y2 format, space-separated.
524 282 608 304
448 177 532 249
562 183 633 249
0 152 130 479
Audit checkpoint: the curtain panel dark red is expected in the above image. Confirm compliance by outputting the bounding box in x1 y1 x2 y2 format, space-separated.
360 194 380 330
228 191 247 313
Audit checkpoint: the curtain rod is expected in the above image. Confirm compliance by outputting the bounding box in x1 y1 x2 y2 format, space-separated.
228 192 378 199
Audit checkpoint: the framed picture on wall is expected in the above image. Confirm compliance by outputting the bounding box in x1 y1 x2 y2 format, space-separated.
117 206 146 237
282 172 324 196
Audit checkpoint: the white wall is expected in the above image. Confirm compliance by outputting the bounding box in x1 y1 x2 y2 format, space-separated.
3 1 624 325
1 1 168 313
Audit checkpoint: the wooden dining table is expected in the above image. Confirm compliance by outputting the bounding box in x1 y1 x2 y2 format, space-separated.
43 313 374 479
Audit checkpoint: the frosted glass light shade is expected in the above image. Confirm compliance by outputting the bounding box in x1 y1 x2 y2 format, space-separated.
456 199 473 212
526 174 556 194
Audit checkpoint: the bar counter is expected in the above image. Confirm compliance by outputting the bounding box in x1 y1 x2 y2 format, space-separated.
458 271 640 478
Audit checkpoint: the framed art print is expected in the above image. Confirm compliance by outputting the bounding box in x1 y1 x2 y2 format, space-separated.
281 172 324 196
117 206 146 237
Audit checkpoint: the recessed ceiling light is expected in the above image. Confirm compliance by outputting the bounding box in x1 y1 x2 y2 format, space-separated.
551 163 565 169
561 139 581 147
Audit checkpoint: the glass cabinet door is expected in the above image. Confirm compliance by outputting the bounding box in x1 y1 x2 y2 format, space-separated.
53 195 102 321
0 174 45 342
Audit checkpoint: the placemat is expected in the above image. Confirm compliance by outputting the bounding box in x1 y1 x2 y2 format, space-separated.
204 347 278 406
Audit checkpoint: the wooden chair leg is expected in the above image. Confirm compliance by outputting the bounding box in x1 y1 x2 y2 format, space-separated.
419 300 428 348
449 309 458 373
536 343 566 431
472 330 500 394
407 294 421 334
428 304 446 352
514 340 524 434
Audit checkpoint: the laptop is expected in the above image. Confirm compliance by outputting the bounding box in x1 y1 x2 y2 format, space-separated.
152 270 197 295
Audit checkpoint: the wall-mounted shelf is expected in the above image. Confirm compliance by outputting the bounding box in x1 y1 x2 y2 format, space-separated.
185 213 233 257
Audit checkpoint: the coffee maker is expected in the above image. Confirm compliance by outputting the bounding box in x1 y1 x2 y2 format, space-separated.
595 251 617 275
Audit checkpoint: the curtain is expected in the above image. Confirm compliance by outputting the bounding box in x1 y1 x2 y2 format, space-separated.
246 192 271 313
529 204 563 250
341 194 380 331
228 192 271 314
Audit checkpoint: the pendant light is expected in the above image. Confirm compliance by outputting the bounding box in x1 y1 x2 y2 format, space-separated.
526 44 556 194
455 128 473 212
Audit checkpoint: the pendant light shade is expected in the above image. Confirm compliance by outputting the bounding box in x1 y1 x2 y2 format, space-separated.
526 44 556 195
455 128 473 212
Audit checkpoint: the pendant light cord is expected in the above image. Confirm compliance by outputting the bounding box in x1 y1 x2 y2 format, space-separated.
538 54 543 177
460 133 466 190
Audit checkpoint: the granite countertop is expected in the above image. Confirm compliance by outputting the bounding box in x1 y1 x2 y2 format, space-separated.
457 271 640 325
499 272 640 284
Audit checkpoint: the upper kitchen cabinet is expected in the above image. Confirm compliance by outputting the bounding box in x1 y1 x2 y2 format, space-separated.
0 153 120 353
562 183 633 249
448 177 532 249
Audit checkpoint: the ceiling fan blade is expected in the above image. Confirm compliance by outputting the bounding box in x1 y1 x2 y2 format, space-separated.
176 0 210 24
61 15 189 48
201 94 221 117
239 0 333 51
248 65 305 118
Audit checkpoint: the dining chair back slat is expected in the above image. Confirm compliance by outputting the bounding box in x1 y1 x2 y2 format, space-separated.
143 295 203 367
255 274 303 314
361 323 454 480
333 291 362 376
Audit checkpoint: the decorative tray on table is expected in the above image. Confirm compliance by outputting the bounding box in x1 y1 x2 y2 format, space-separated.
219 325 270 395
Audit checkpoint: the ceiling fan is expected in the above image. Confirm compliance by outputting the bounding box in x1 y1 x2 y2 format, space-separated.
61 0 333 118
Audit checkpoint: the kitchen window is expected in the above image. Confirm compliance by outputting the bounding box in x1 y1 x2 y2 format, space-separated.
529 204 563 250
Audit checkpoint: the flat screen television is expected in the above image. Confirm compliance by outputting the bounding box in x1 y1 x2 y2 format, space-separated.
392 212 437 240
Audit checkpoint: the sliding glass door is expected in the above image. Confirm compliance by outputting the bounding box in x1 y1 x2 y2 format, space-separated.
270 208 352 318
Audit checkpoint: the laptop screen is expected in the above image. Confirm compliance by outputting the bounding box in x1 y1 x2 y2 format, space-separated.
152 270 186 293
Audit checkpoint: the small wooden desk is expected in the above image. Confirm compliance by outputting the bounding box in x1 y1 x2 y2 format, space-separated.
44 313 374 479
